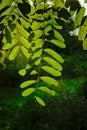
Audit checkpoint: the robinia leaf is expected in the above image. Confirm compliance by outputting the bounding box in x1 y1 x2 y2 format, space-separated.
22 88 35 97
21 46 30 59
9 46 20 60
41 66 61 77
43 57 62 71
44 48 64 63
83 38 87 50
2 38 18 50
35 96 46 107
54 30 64 42
78 19 87 40
18 69 26 76
40 76 58 87
38 86 56 96
20 80 37 88
74 7 85 27
19 36 31 49
50 39 66 48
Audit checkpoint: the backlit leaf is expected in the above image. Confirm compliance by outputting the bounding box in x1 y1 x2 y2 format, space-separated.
21 46 31 59
35 96 46 107
54 30 64 42
2 38 18 50
44 48 64 63
50 39 66 48
43 57 62 71
38 86 55 96
40 76 58 86
74 7 85 27
9 46 20 60
19 36 31 49
20 80 37 88
18 69 26 76
22 88 35 97
78 19 87 40
41 66 61 76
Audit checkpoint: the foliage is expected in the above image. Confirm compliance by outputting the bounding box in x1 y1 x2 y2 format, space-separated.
0 0 87 106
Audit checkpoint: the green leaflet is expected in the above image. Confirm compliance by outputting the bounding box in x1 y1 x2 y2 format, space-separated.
25 64 31 70
78 19 87 40
32 39 44 51
0 7 13 17
21 46 31 59
35 58 41 65
44 48 64 63
50 39 66 48
44 25 52 35
5 28 12 43
30 70 38 75
35 96 46 107
41 66 61 77
19 36 31 49
38 86 55 96
2 38 18 50
83 38 87 50
22 88 35 97
9 46 20 60
31 21 42 31
33 30 43 40
40 76 58 87
18 69 26 76
74 7 85 27
54 30 64 42
32 49 42 59
0 0 12 10
20 80 37 88
18 23 30 39
54 0 65 8
20 18 30 29
43 57 62 71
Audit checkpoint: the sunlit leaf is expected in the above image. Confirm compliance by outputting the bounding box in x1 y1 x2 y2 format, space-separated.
43 57 62 71
18 69 26 76
40 76 58 86
9 46 20 60
35 96 46 107
44 25 52 35
54 30 64 42
33 30 43 40
44 48 64 63
30 70 38 75
1 6 13 17
19 36 31 49
18 23 30 39
20 17 30 29
32 49 42 59
21 46 31 59
74 7 85 27
0 0 12 10
38 86 55 96
31 21 42 30
78 19 87 40
41 66 61 76
20 80 37 88
2 38 18 50
50 39 66 48
22 88 35 97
